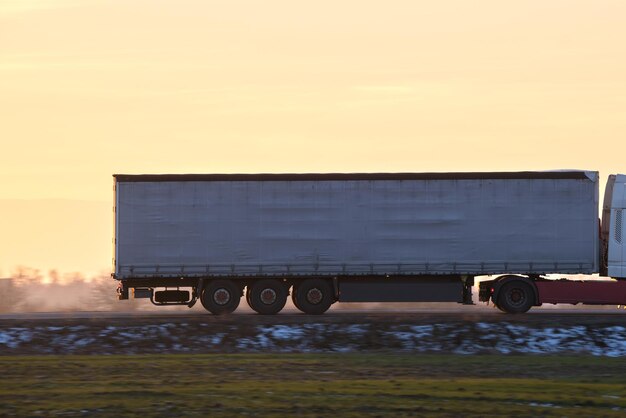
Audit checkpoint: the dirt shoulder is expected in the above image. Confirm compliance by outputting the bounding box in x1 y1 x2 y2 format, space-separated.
1 312 625 355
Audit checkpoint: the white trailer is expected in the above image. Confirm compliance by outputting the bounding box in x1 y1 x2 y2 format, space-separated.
113 171 626 314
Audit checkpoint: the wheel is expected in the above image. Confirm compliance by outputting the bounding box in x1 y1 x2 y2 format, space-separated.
496 281 534 314
493 302 506 313
247 279 288 315
294 279 334 315
201 280 241 315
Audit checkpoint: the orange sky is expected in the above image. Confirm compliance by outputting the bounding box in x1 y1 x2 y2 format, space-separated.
1 0 625 276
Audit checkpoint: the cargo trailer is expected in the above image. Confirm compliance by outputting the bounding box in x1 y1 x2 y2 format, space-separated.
112 171 626 314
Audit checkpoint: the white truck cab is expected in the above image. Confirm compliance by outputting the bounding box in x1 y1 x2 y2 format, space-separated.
603 174 626 278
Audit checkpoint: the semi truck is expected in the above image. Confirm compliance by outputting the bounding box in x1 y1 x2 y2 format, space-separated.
113 171 626 314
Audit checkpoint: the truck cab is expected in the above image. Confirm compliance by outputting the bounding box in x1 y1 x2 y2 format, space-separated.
602 174 626 278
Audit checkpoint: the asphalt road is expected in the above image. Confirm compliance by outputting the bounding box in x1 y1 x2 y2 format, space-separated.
1 304 626 325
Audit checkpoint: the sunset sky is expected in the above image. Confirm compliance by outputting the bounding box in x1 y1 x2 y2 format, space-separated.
1 0 625 277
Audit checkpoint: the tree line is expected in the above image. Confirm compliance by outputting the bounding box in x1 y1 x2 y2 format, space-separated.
0 267 143 313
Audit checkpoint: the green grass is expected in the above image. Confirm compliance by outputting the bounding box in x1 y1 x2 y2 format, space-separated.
1 354 626 417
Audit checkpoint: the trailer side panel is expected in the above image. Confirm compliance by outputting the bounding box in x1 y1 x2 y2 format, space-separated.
114 172 599 279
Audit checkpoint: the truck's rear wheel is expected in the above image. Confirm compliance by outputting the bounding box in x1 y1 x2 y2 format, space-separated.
294 279 334 315
496 281 534 314
247 279 288 315
201 280 241 315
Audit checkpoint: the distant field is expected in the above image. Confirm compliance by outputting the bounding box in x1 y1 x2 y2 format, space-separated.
1 354 626 417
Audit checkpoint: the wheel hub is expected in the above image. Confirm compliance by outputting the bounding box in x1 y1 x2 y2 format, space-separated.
306 288 323 305
260 288 277 305
508 289 525 306
213 288 231 305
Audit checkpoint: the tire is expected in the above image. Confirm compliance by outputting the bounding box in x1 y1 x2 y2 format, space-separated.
496 281 534 314
201 280 241 315
248 279 288 315
493 302 506 313
294 279 334 315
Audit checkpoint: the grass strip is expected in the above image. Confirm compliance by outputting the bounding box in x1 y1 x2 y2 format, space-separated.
1 354 625 417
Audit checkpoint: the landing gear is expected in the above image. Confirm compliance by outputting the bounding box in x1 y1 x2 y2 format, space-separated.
200 280 241 315
292 279 334 315
246 279 288 315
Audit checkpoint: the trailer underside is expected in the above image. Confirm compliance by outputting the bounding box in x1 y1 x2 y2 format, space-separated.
116 273 626 315
116 274 475 314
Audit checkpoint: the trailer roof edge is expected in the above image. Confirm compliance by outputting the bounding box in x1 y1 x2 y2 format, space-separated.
113 171 597 182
